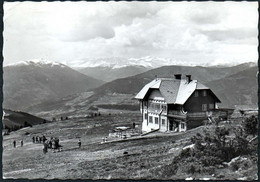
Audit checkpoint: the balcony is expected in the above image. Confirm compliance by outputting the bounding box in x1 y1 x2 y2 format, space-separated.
187 110 228 120
168 110 187 120
187 112 207 119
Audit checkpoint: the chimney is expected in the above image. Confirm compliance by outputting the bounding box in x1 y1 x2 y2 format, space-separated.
155 75 158 80
174 74 182 80
186 75 191 83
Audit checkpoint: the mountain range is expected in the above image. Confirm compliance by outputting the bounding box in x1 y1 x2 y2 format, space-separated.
3 59 257 118
77 65 150 82
67 56 256 69
3 59 104 110
207 66 258 108
92 62 257 96
15 61 258 119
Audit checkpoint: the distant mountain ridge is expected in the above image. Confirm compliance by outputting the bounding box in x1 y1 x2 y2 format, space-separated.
68 56 257 69
3 59 105 111
92 62 257 96
24 62 258 118
77 65 150 82
207 66 258 108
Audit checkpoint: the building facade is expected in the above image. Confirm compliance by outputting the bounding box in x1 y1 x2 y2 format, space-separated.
135 74 221 133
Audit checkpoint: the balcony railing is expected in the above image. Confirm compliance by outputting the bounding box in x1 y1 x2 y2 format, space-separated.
187 112 207 118
147 108 166 114
187 110 228 119
168 110 187 115
168 110 187 119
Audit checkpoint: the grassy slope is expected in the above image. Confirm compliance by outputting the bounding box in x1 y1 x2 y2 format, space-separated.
3 64 105 110
3 109 49 130
2 113 257 180
206 66 258 108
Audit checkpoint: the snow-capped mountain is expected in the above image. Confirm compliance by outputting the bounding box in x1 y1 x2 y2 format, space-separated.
5 58 66 68
3 59 104 111
69 56 199 69
68 56 257 69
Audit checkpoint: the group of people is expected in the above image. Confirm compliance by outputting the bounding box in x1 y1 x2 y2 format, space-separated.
32 135 47 143
12 135 82 154
32 135 63 154
13 140 23 148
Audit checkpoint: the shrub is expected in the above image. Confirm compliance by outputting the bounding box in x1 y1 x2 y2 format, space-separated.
243 115 258 136
24 121 32 127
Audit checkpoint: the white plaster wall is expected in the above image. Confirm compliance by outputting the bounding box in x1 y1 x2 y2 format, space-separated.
142 113 161 132
159 115 168 132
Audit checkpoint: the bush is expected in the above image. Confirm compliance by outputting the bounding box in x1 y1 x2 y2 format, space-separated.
163 122 257 177
24 121 32 127
243 115 258 136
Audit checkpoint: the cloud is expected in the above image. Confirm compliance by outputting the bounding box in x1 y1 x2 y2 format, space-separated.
201 28 257 42
3 1 258 66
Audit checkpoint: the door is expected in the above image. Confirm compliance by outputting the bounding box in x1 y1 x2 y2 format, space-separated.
169 119 174 131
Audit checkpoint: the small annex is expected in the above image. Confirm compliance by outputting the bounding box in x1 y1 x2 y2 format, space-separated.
135 74 221 133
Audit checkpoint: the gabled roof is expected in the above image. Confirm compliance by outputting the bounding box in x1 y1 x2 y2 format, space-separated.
159 79 181 103
135 78 221 104
135 79 161 99
175 79 197 104
196 82 209 90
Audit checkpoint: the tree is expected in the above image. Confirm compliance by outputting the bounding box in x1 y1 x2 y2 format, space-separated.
24 121 32 127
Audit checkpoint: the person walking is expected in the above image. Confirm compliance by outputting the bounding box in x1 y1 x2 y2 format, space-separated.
13 140 16 148
32 136 35 143
21 140 23 147
43 142 48 154
78 139 81 148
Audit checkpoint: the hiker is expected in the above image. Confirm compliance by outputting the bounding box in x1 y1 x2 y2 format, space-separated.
42 135 46 143
32 136 35 143
78 139 81 148
36 136 38 143
21 140 23 147
39 136 42 143
133 122 136 129
53 138 60 152
13 140 16 148
49 140 52 149
43 142 48 154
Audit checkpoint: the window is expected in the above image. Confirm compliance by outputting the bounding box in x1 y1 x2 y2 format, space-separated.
209 104 214 109
162 119 166 126
161 105 167 111
145 113 148 119
149 116 153 123
202 104 207 111
155 104 160 110
202 90 207 96
155 117 159 124
181 123 185 129
194 90 199 97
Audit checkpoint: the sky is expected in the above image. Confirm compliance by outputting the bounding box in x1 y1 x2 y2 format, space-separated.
3 1 258 67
